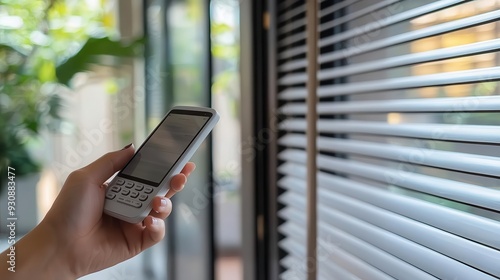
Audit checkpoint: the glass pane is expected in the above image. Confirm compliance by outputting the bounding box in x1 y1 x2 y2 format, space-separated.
211 0 243 280
162 0 213 280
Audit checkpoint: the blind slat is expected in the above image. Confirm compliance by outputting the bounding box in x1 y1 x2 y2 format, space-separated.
317 259 362 280
278 5 305 24
319 206 496 280
317 189 500 277
278 0 361 48
280 256 306 280
279 95 500 114
280 222 375 280
319 0 467 47
279 66 500 99
278 0 302 11
279 204 436 280
279 150 500 212
318 0 359 18
318 244 395 280
319 0 400 32
278 134 500 177
319 8 500 64
278 167 500 250
282 191 497 280
278 18 306 36
279 119 500 144
279 0 470 60
275 1 500 279
279 38 500 80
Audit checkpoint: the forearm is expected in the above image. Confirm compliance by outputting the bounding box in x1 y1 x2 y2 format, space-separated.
0 223 75 280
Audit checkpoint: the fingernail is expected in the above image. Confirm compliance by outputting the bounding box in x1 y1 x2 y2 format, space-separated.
152 217 158 225
161 198 168 206
122 143 133 150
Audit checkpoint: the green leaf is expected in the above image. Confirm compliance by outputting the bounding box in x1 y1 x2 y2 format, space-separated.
211 44 239 59
55 36 144 86
211 23 232 35
38 59 56 82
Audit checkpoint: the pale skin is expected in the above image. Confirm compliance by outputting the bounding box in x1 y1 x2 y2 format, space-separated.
0 144 195 279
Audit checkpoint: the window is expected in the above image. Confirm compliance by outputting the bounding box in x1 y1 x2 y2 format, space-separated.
270 0 500 279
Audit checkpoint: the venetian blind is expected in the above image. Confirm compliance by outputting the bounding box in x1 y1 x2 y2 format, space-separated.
273 0 500 279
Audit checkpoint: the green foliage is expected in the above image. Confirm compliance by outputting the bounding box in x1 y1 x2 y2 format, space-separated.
210 14 239 118
0 0 142 191
56 37 144 85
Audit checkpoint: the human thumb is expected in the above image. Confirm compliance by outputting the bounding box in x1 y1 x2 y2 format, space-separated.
82 143 135 185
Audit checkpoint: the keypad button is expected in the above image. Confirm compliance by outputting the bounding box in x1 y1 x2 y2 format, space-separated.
130 191 139 198
121 189 130 196
134 184 144 191
124 182 134 188
131 201 142 208
138 194 148 201
144 187 153 194
106 193 116 200
116 179 125 185
117 196 142 208
110 186 121 192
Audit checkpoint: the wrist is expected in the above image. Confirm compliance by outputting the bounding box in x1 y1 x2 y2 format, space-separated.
1 222 76 280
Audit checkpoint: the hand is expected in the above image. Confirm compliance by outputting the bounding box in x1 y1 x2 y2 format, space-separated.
0 144 195 279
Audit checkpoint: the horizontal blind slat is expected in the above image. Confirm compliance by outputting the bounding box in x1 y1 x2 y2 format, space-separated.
278 18 305 36
279 203 436 279
279 0 470 60
318 222 438 280
281 192 496 279
279 177 500 276
319 0 468 47
278 0 302 11
278 66 500 98
278 162 500 250
318 0 359 18
278 32 306 48
278 0 362 48
279 119 500 144
280 256 306 280
279 206 305 224
317 8 500 64
318 204 497 280
278 134 500 177
317 259 362 280
278 238 306 280
278 180 425 280
318 245 396 280
278 5 305 24
319 0 400 32
279 222 369 280
279 38 500 80
285 190 496 279
317 188 500 277
279 149 500 212
278 0 382 47
279 95 500 114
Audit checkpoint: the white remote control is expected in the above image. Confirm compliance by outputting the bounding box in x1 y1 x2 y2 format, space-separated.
104 106 219 223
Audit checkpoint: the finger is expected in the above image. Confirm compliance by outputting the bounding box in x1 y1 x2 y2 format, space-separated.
180 162 196 177
166 174 187 199
141 216 165 250
150 197 172 220
164 163 194 198
82 144 135 185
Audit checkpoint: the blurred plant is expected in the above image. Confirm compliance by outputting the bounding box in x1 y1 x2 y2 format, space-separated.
211 19 239 118
0 0 142 192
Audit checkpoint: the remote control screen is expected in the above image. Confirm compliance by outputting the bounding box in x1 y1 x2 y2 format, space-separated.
120 110 211 185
